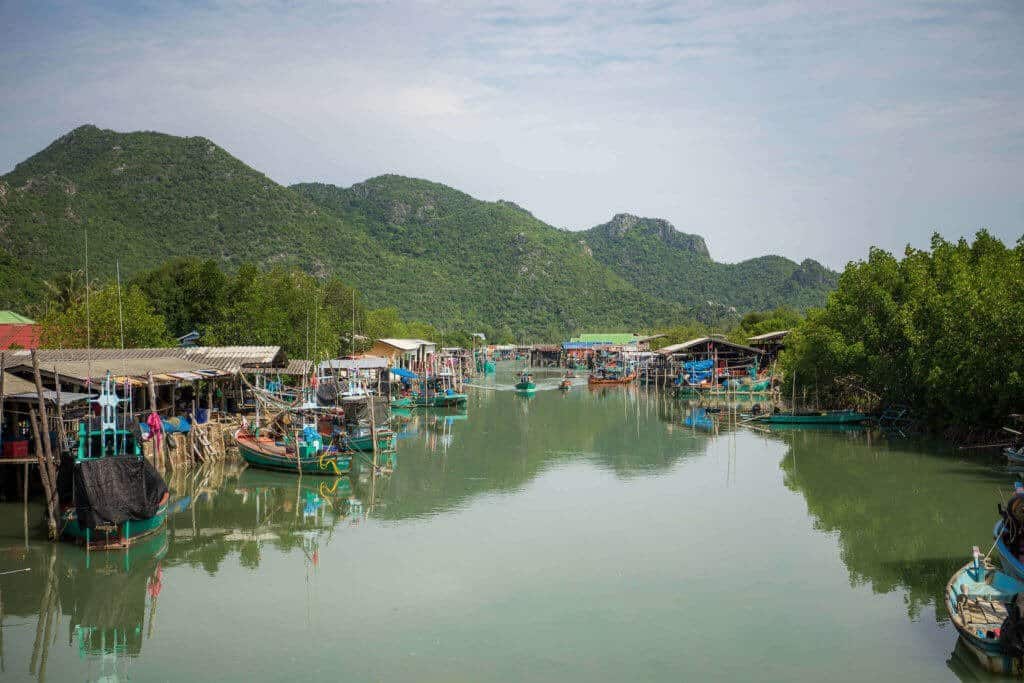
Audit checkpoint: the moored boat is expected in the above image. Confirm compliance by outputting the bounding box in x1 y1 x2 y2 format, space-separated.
411 391 468 407
587 369 637 385
750 409 867 425
559 378 572 391
345 426 397 453
994 486 1024 582
945 552 1024 671
61 373 170 550
234 424 352 475
1007 447 1024 466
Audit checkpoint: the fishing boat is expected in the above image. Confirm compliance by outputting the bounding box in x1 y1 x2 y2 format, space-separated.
234 416 352 475
587 368 637 385
390 397 413 409
945 551 1024 673
749 409 867 425
411 390 468 408
994 486 1024 582
559 378 572 391
345 425 397 453
413 372 468 407
1007 447 1024 466
515 372 536 392
61 374 170 550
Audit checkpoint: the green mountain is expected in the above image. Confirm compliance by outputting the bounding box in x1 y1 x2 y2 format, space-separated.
0 125 835 336
581 213 837 314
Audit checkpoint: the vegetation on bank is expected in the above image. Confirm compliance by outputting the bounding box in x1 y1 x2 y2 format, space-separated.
779 232 1023 427
37 258 502 356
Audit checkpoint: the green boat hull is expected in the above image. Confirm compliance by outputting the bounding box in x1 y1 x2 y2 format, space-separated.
347 433 397 453
390 397 413 409
756 410 867 425
62 500 169 550
515 382 536 391
413 394 468 408
238 441 352 475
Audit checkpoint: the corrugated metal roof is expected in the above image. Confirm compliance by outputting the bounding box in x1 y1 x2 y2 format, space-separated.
376 338 427 352
0 311 35 324
571 333 638 345
1 372 37 395
8 357 228 385
658 337 763 355
747 330 790 342
252 359 313 375
2 346 285 373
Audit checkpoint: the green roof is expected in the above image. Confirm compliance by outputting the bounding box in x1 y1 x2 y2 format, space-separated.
0 311 34 324
571 333 637 345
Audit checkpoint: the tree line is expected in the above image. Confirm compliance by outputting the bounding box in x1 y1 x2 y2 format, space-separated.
35 257 516 357
777 231 1023 427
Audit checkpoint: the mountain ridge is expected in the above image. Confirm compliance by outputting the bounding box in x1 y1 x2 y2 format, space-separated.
0 125 837 335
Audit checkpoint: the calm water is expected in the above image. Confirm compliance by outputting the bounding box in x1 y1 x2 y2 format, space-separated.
0 365 1014 681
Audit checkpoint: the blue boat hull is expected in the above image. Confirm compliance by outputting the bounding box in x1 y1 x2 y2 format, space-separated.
994 519 1024 582
945 560 1024 657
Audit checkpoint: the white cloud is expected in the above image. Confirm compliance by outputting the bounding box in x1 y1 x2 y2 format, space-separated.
1 0 1022 267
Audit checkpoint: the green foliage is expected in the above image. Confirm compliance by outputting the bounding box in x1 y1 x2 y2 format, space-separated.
581 214 837 314
726 307 803 344
39 283 172 348
129 257 229 336
780 232 1024 426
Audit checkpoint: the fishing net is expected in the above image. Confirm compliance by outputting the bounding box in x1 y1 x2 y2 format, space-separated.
72 457 168 530
1001 593 1024 657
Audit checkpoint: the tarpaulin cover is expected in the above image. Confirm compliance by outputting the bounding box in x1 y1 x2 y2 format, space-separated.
73 457 168 530
389 367 419 379
683 359 714 384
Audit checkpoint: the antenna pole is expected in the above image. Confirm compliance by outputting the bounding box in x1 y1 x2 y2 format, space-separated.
84 227 91 348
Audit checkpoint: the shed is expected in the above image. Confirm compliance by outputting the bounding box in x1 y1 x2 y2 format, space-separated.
0 311 40 350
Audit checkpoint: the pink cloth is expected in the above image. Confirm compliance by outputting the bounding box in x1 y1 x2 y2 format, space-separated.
146 412 164 452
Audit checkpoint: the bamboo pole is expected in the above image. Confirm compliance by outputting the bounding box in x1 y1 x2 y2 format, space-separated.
52 369 67 454
147 372 162 470
30 352 58 539
29 410 57 539
368 383 379 473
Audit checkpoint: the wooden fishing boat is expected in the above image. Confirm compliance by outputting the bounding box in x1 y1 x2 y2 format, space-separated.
234 428 352 475
994 488 1024 582
515 372 536 391
750 409 867 425
411 391 468 407
945 554 1024 672
587 371 637 386
61 374 170 550
390 397 413 409
345 427 397 453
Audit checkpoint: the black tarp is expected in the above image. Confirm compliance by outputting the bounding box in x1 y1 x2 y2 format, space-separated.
72 457 168 530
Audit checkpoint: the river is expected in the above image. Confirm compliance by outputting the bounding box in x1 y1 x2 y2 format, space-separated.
0 365 1013 681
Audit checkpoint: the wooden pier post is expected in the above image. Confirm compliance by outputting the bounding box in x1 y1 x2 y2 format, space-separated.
30 352 58 539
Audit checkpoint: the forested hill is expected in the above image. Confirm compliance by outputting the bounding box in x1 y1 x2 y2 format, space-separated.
0 125 835 335
581 214 837 313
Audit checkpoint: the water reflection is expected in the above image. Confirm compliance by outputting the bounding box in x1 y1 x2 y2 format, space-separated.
3 380 1015 682
776 428 1009 624
0 528 167 682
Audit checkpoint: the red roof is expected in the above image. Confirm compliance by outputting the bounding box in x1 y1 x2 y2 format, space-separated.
0 324 40 350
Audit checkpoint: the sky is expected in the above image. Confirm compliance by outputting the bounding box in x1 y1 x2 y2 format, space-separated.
1 0 1022 268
